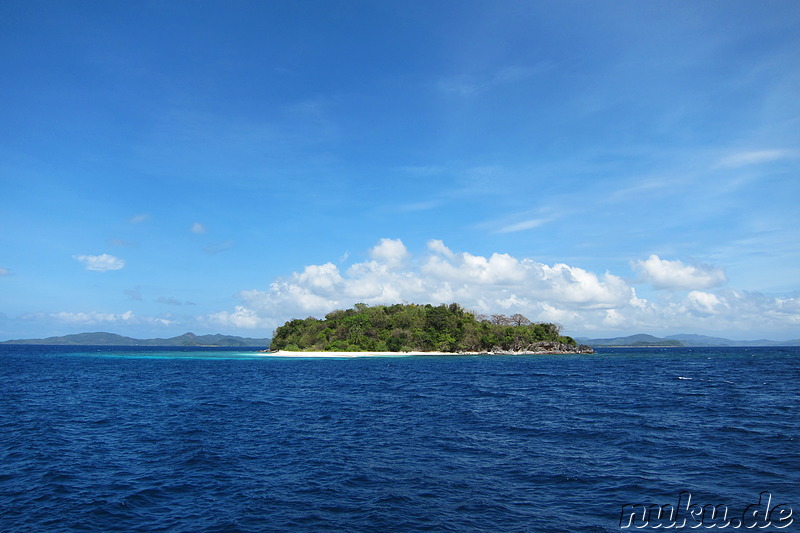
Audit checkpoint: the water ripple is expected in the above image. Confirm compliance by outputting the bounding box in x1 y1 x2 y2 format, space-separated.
1 346 798 532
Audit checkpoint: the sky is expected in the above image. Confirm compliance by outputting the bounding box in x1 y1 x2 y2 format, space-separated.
1 0 799 341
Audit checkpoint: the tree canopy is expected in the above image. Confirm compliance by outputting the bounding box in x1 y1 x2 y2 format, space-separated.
269 303 579 352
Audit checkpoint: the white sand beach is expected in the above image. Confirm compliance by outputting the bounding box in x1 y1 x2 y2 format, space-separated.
262 350 456 358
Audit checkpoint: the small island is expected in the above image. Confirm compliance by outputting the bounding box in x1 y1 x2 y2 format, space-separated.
269 303 593 355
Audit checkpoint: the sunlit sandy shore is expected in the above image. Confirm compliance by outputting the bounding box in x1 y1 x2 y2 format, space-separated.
262 350 456 358
262 348 591 357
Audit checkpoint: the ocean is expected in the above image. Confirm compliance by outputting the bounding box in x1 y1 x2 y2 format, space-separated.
0 345 797 532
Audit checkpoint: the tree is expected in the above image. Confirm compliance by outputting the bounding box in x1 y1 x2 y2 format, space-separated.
269 302 570 352
490 314 510 325
510 313 531 327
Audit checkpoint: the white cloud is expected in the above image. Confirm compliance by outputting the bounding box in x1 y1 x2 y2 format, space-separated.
496 218 551 234
369 238 409 266
422 250 527 285
47 310 174 327
633 255 727 290
538 264 632 309
686 291 723 314
51 310 135 324
129 213 150 224
716 149 795 168
215 238 639 334
0 267 9 276
191 222 207 234
36 243 794 341
202 239 799 338
296 263 345 291
205 305 271 329
427 239 455 259
73 253 125 272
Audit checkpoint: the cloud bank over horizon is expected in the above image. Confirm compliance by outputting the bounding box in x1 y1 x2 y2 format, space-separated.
206 239 799 340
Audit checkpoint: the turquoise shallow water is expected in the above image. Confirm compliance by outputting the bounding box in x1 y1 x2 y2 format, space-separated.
1 345 798 532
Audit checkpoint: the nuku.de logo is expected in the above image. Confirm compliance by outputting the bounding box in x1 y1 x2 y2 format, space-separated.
619 491 793 529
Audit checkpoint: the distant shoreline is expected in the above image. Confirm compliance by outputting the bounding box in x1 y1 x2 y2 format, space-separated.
263 348 593 357
0 331 270 347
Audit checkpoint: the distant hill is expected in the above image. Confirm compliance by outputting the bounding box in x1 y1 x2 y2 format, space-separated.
579 334 684 347
579 333 800 347
1 332 271 347
664 334 800 347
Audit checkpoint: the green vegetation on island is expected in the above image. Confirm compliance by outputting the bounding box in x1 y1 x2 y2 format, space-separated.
270 303 593 353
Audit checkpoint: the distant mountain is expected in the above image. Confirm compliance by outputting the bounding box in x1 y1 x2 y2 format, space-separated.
578 333 800 347
1 332 271 347
664 334 800 347
578 334 683 347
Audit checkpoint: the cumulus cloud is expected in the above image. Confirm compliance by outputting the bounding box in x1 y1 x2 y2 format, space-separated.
633 255 727 290
427 239 455 259
73 253 125 272
207 238 639 333
686 291 724 314
369 238 409 266
205 305 271 329
199 238 800 338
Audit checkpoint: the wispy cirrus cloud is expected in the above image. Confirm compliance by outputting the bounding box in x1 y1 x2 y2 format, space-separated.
204 240 235 255
395 200 442 212
715 149 796 168
495 218 552 234
157 296 195 306
73 254 125 272
438 64 550 96
0 267 10 276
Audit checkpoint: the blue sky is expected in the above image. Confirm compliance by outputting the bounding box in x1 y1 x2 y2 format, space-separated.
2 0 799 341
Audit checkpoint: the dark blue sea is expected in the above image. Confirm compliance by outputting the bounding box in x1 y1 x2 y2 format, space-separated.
1 345 798 532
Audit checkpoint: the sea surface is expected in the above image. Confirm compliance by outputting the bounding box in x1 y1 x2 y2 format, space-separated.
1 345 798 532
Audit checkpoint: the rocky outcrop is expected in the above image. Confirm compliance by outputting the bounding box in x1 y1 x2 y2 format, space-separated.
486 341 594 355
